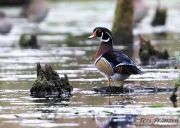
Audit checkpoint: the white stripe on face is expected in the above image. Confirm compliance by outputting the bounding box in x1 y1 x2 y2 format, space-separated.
98 32 110 42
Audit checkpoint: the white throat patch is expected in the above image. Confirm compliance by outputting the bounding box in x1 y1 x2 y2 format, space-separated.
98 32 110 42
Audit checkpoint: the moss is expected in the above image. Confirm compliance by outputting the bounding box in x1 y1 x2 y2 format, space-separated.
173 76 180 90
30 63 73 98
149 104 163 108
111 0 133 45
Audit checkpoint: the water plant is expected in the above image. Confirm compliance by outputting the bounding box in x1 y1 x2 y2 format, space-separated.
170 47 180 105
172 47 180 92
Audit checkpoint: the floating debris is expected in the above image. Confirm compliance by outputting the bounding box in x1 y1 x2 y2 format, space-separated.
30 63 73 98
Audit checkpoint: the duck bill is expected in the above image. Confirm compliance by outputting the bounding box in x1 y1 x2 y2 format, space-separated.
88 31 96 39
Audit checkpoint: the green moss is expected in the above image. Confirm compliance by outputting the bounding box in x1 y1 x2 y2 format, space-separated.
173 76 180 90
30 63 73 98
111 0 133 45
148 104 163 108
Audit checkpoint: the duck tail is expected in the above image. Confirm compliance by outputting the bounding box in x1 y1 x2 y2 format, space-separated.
122 65 142 74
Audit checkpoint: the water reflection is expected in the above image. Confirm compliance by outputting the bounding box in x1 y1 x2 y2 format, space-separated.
95 114 137 128
33 97 71 107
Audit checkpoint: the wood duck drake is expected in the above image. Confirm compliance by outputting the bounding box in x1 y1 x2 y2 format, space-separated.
88 27 141 87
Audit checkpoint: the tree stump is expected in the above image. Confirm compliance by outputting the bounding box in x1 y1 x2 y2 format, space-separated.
30 63 73 98
151 7 167 26
19 34 39 48
139 34 169 66
111 0 133 46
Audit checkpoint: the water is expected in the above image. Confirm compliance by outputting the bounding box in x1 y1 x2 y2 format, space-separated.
0 0 180 127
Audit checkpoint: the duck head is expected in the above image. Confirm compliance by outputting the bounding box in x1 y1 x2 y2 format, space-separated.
88 27 114 44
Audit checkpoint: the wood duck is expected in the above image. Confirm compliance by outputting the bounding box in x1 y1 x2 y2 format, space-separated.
20 0 49 23
88 27 141 87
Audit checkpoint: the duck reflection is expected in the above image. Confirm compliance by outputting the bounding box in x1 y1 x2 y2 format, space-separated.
95 114 137 128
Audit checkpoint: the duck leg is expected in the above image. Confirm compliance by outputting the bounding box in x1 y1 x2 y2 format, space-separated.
107 78 112 93
119 81 124 101
108 78 110 86
120 81 124 88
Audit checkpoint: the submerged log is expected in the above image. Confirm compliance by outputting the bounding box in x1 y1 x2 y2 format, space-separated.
30 63 73 98
111 0 133 46
92 85 174 94
139 34 169 66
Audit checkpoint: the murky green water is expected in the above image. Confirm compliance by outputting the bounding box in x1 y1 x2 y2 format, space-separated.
0 0 180 128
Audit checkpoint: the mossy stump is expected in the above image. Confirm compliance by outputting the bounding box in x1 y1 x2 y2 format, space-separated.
151 7 167 26
111 0 133 46
30 63 73 98
19 34 39 48
139 34 169 66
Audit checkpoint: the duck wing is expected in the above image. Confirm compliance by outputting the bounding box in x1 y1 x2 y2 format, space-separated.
101 50 141 74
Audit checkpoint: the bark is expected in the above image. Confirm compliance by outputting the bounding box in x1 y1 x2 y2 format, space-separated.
111 0 133 46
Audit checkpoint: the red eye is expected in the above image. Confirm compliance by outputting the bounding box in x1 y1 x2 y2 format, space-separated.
98 29 102 33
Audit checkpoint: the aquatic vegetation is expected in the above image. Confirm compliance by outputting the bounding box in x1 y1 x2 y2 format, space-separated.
148 104 163 108
172 47 180 90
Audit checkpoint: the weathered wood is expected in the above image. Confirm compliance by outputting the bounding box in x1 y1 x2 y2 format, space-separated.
30 63 73 98
111 0 133 46
139 34 169 66
91 85 174 94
